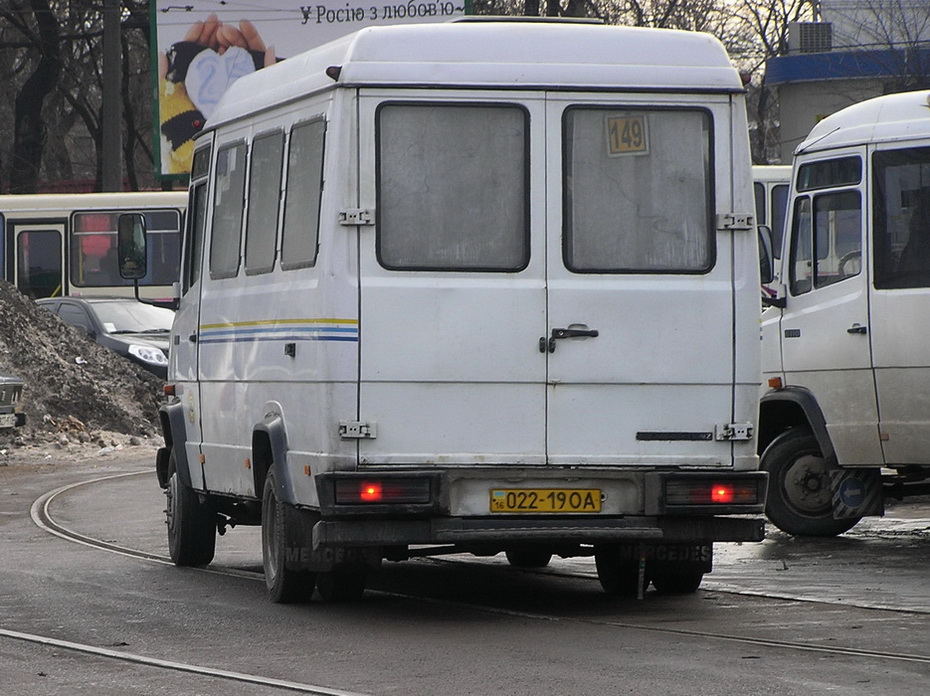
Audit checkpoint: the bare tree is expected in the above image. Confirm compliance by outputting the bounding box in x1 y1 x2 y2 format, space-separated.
829 0 930 91
4 0 61 194
0 0 160 193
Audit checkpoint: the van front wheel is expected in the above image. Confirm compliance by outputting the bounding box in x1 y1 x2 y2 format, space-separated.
762 427 860 537
165 450 216 567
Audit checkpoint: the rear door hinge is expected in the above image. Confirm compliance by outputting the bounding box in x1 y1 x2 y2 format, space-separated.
339 209 374 226
716 422 754 441
339 421 378 439
716 213 754 231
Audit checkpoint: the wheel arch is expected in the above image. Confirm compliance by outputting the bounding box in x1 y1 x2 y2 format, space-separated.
759 386 837 464
157 400 193 488
252 405 296 505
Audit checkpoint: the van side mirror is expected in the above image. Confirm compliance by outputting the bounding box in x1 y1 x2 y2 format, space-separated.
757 224 774 285
118 213 147 280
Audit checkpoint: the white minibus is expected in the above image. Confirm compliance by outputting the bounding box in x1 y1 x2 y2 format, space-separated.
130 19 768 602
761 90 930 536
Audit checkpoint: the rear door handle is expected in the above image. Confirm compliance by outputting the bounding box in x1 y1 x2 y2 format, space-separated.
551 327 599 339
847 324 868 335
540 326 599 353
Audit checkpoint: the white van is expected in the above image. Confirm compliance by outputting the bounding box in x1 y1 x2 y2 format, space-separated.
131 19 767 602
760 90 930 537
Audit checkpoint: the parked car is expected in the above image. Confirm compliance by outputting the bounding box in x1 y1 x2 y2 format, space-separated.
37 297 173 379
0 373 26 429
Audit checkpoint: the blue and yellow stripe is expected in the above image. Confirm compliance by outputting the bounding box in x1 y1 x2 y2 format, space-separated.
198 318 358 345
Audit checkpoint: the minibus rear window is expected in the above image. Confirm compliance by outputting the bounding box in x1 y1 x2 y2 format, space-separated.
563 107 714 274
376 102 529 272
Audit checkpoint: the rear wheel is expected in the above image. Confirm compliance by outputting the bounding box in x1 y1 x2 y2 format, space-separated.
165 450 216 567
505 549 553 568
762 427 860 537
261 472 316 603
594 545 647 597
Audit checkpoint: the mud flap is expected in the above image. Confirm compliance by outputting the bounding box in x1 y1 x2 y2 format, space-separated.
830 469 884 519
283 504 381 573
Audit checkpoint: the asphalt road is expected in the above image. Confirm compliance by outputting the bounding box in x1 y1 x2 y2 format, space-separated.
2 453 929 695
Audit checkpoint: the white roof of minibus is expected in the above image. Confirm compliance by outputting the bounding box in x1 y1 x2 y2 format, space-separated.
0 191 187 215
207 20 742 130
797 90 930 154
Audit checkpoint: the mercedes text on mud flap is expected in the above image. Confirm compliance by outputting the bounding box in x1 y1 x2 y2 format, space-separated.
760 90 930 537
133 19 768 603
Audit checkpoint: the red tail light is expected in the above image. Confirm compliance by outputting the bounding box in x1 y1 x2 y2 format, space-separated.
665 478 761 506
360 483 383 502
335 477 431 504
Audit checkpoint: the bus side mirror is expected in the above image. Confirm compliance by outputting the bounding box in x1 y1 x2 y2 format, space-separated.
758 224 774 285
117 213 147 280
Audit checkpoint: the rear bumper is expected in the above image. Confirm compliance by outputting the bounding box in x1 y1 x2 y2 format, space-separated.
313 514 764 548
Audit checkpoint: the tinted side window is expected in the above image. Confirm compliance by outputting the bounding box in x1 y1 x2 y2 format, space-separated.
245 131 284 274
281 119 326 269
873 147 930 289
563 108 713 273
377 103 528 271
210 143 247 278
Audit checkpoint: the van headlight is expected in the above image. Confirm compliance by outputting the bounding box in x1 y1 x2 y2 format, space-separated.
128 344 169 367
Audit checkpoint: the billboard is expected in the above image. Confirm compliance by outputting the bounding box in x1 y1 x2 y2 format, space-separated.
152 0 468 178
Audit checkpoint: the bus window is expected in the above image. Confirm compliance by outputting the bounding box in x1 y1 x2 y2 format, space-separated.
71 209 181 288
17 229 62 299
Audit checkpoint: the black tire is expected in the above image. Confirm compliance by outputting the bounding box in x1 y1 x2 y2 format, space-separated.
594 545 648 597
316 570 367 602
762 427 860 537
505 549 553 568
651 571 704 595
165 450 216 567
261 472 316 603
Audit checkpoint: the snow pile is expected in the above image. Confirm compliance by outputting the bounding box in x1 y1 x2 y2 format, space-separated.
0 280 163 444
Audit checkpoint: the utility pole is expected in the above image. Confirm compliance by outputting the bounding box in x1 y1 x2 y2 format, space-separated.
102 0 122 191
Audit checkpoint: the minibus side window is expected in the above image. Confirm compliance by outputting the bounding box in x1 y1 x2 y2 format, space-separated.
377 102 528 271
771 184 789 259
789 196 813 295
186 182 208 289
210 142 247 279
563 107 713 273
754 182 765 224
281 118 326 269
813 190 861 287
245 131 284 275
873 146 930 289
186 146 211 290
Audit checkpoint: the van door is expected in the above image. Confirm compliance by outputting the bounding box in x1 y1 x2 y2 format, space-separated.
357 93 548 465
12 223 65 298
779 151 882 465
870 144 930 464
545 97 738 466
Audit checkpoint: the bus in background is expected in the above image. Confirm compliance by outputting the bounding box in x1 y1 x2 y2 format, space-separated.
0 191 186 300
753 164 791 258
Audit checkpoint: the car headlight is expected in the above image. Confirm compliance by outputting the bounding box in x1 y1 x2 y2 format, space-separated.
128 344 169 366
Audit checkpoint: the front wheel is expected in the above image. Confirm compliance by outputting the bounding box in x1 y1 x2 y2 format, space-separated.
762 427 860 537
165 451 216 567
261 472 316 603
